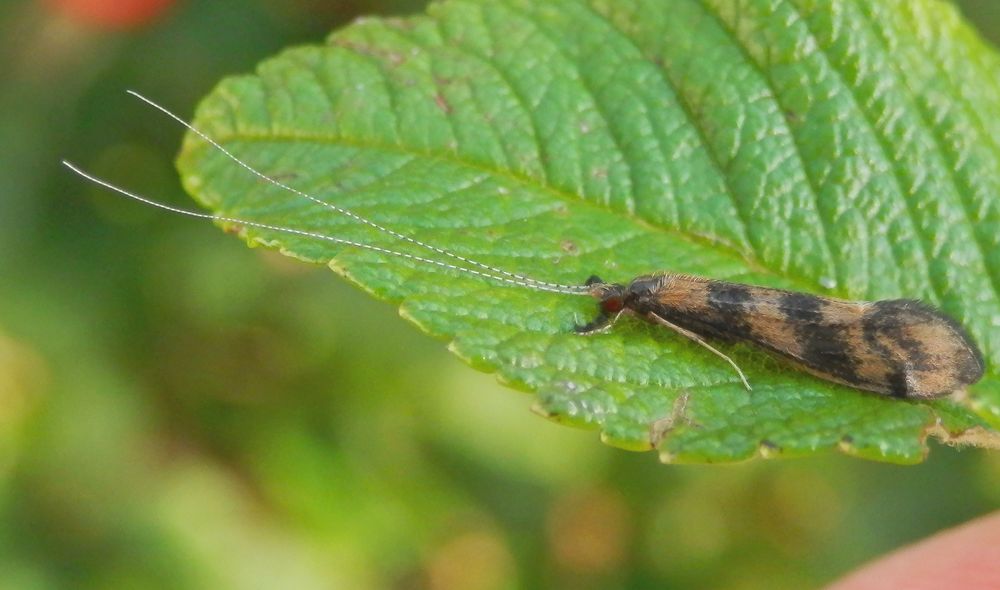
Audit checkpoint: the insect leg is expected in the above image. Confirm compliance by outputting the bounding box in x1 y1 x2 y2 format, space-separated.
575 309 625 335
646 312 752 391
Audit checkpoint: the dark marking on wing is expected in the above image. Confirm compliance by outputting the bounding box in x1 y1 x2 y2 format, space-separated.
703 282 756 339
778 293 862 387
886 370 910 399
777 292 824 323
799 326 861 388
861 300 984 397
637 301 735 342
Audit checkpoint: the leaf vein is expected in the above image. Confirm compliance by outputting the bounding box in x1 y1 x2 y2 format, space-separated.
695 0 843 291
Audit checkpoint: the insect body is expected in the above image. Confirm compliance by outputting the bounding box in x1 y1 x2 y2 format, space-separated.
577 274 984 399
64 92 985 400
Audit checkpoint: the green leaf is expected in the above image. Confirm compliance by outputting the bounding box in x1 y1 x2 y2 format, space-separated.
0 329 43 474
177 0 1000 464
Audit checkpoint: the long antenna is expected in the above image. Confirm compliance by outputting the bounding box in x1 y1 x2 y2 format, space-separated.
62 161 585 295
124 90 590 296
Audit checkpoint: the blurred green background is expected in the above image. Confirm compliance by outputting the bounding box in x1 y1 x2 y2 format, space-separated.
1 1 998 588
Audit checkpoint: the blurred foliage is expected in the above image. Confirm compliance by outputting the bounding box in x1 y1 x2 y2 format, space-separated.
0 0 998 589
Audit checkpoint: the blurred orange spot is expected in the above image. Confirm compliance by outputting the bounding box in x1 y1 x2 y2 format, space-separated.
43 0 176 30
546 487 630 574
426 530 514 590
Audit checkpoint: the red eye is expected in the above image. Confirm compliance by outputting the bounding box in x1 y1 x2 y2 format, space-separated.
601 297 625 314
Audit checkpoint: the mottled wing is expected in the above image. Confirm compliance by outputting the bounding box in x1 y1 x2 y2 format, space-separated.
639 276 983 398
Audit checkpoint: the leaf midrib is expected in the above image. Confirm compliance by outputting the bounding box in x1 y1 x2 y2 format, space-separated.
197 128 819 293
549 0 759 271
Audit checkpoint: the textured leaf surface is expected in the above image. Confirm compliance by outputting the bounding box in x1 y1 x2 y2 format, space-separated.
178 0 1000 463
